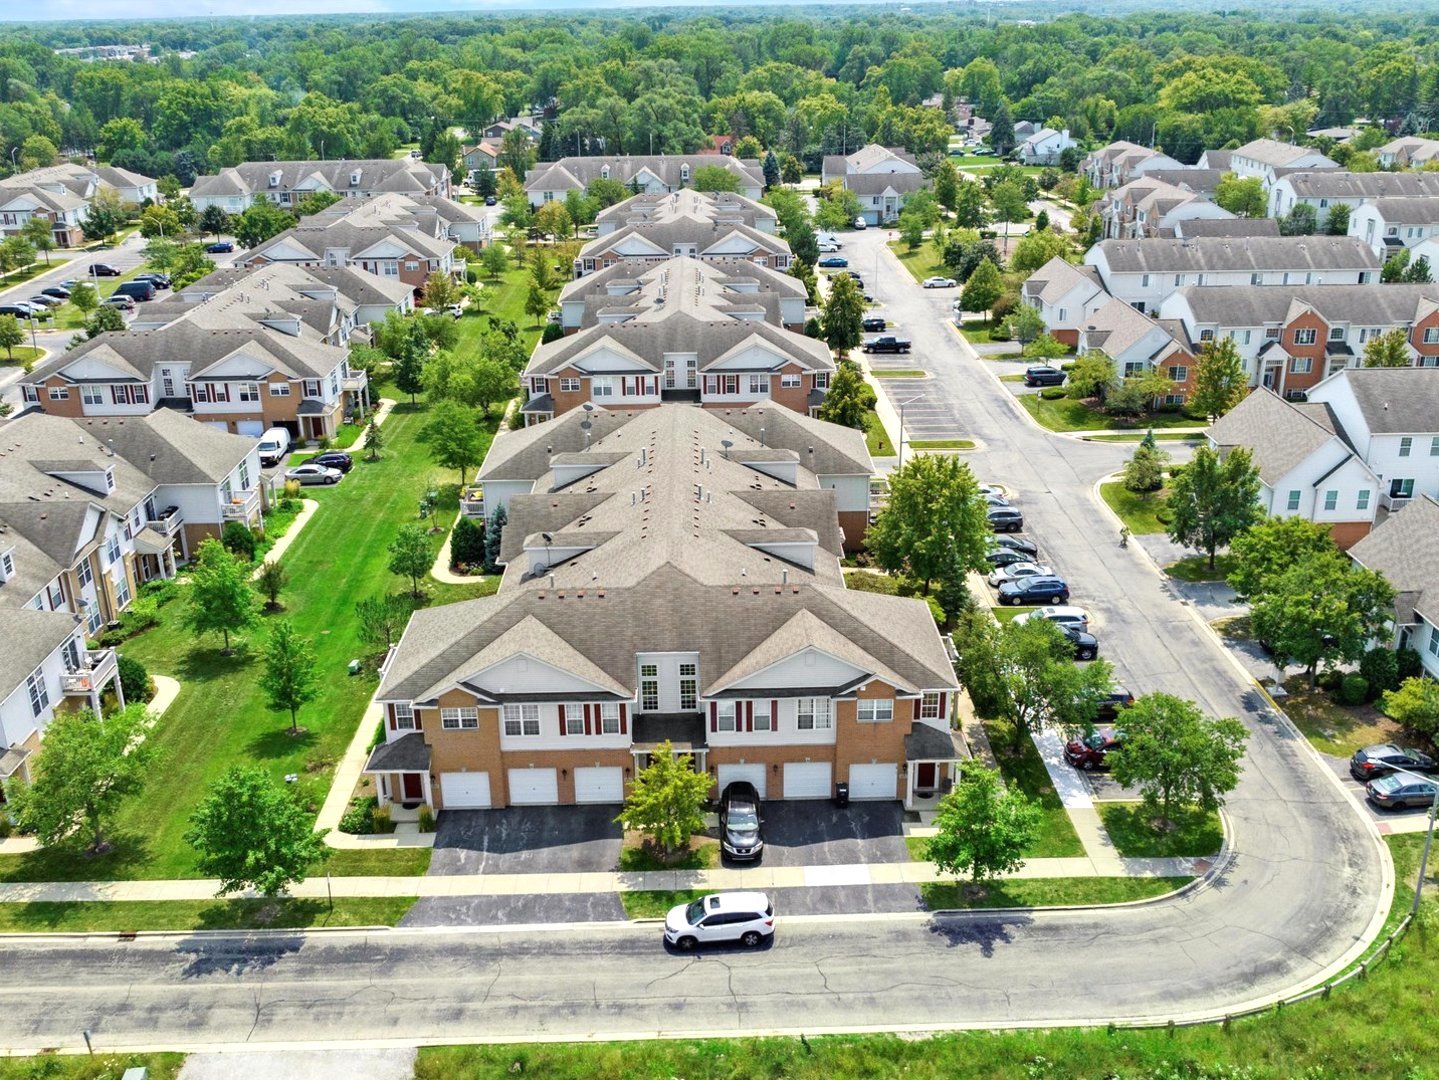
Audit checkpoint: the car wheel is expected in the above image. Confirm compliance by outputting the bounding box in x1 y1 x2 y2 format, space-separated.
328 476 339 484
1079 647 1096 661
675 935 698 951
1080 759 1095 771
741 931 763 948
1058 592 1070 602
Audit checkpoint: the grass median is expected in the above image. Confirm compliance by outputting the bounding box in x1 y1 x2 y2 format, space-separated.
0 896 415 934
1099 481 1169 536
1098 802 1223 858
1019 394 1205 434
980 718 1084 858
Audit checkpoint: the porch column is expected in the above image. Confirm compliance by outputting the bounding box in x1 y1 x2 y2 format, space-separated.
420 771 433 808
111 665 126 711
905 762 916 809
89 689 102 717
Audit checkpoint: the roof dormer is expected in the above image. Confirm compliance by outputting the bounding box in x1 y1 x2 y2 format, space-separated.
350 169 362 187
268 170 282 189
0 546 14 585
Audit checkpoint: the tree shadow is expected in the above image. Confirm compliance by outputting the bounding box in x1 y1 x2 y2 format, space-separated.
173 644 253 684
176 926 306 978
246 726 317 760
925 910 1034 956
0 829 155 884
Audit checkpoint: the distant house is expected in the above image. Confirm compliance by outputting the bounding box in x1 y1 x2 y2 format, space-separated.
524 155 765 207
1097 177 1234 240
1378 136 1439 169
1082 142 1185 189
820 145 927 226
481 117 542 142
575 190 790 278
189 159 450 214
0 163 158 247
698 135 736 156
1016 128 1075 166
1227 139 1338 189
1348 495 1439 677
462 142 500 184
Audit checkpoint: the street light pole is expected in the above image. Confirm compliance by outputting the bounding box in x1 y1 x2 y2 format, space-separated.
1413 782 1439 917
897 396 920 467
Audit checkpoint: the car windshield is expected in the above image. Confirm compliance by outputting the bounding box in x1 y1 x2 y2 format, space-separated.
1085 733 1108 750
728 806 759 831
684 899 707 925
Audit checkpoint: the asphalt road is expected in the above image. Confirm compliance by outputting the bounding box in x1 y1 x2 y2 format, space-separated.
0 228 1392 1053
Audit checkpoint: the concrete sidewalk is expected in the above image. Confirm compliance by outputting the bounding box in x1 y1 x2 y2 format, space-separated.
0 851 1206 905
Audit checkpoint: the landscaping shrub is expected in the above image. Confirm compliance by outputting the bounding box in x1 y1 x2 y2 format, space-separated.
465 267 478 285
372 803 393 833
283 479 302 501
450 516 487 568
140 577 178 606
117 653 154 704
1359 647 1400 699
339 796 396 834
418 806 436 832
541 322 564 344
844 570 902 596
1060 361 1076 372
1339 674 1369 707
221 521 257 561
1039 387 1066 400
507 408 525 430
317 436 333 451
1398 647 1424 682
1317 669 1344 691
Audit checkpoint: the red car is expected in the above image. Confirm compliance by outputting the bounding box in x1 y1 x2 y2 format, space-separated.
1065 727 1123 770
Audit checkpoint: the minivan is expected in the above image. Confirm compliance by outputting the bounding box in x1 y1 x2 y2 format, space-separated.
256 426 292 467
114 280 156 303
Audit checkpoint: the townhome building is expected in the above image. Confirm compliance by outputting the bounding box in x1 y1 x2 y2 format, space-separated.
574 191 791 278
557 257 808 334
365 404 958 814
820 145 927 226
1139 169 1227 200
1082 141 1186 189
593 189 777 237
160 261 415 333
1267 170 1439 228
1097 178 1234 240
1083 235 1380 314
1019 256 1107 347
1207 387 1380 547
188 159 450 213
521 257 832 425
1348 496 1439 677
1378 136 1439 169
1350 198 1439 257
0 162 158 246
1016 127 1076 166
1158 284 1439 398
238 193 466 297
1170 218 1281 240
22 273 374 442
0 411 264 617
461 142 500 184
1226 138 1338 189
0 607 125 811
524 155 765 207
1075 298 1194 404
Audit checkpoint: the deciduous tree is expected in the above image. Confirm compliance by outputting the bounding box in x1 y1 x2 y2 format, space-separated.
616 740 713 860
388 524 433 598
1108 693 1248 825
481 243 510 280
924 763 1040 884
259 619 319 736
232 200 294 248
1123 437 1168 493
0 315 24 360
960 257 1003 321
186 766 330 896
420 399 487 483
1226 515 1337 601
868 454 993 593
1363 327 1412 368
255 560 288 612
1214 173 1267 218
20 217 54 265
1189 338 1248 418
1383 676 1439 739
355 594 414 653
820 272 865 356
1165 447 1263 569
185 538 259 654
422 270 461 313
817 359 875 432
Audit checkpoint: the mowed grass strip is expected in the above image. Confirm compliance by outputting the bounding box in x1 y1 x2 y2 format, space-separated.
0 896 415 934
1098 802 1223 859
1100 481 1168 536
980 718 1084 858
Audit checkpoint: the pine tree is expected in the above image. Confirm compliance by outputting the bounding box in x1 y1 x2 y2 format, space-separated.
363 415 385 460
484 502 507 572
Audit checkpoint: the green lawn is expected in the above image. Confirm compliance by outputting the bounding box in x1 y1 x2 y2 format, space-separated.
0 896 414 933
1099 481 1169 536
1018 394 1205 433
954 162 1049 176
1086 432 1205 443
618 838 719 872
911 439 976 450
1098 802 1224 858
417 834 1436 1080
0 1056 184 1080
325 846 433 876
0 345 42 365
864 409 896 457
1165 554 1238 582
1279 676 1400 758
0 399 499 883
920 876 1189 910
873 369 927 378
959 321 1005 344
999 373 1025 382
980 718 1085 858
886 239 948 286
465 261 548 351
51 265 153 330
621 888 705 919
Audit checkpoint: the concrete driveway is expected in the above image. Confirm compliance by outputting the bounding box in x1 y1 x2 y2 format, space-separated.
428 805 623 876
754 799 909 867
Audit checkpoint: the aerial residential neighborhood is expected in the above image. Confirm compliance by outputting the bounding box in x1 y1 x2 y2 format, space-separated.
0 3 1436 1078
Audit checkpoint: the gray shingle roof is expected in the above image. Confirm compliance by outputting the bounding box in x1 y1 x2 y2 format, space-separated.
558 256 803 330
1234 139 1337 169
1338 368 1439 434
1022 256 1103 305
362 732 431 773
1366 197 1439 225
1172 283 1439 328
1094 236 1379 275
1279 171 1439 200
1206 387 1348 486
594 189 776 230
1349 495 1439 626
190 159 447 202
0 412 156 513
843 172 929 196
1172 218 1280 239
0 607 77 707
525 155 763 194
579 218 789 264
71 410 253 486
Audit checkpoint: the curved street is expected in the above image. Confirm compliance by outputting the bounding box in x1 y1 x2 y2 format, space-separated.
0 228 1393 1054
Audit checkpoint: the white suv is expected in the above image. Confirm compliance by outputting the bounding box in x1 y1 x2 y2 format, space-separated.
664 892 775 950
1013 605 1091 631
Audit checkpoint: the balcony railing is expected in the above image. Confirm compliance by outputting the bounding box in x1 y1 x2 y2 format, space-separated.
222 487 262 521
1383 492 1413 513
342 369 369 393
145 506 183 536
61 648 117 696
461 485 486 520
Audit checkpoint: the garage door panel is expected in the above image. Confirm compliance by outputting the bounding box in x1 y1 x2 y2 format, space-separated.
574 766 623 803
507 767 559 805
783 762 832 800
849 763 898 800
440 771 491 809
235 420 265 437
717 764 767 800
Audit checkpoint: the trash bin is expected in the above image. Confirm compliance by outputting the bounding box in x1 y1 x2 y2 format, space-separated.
834 782 850 807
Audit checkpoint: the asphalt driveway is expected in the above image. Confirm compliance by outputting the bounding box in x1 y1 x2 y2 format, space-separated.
429 805 623 876
752 799 909 867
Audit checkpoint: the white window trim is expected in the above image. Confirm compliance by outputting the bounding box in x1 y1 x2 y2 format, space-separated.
441 707 479 730
857 699 894 724
503 702 541 737
393 703 415 730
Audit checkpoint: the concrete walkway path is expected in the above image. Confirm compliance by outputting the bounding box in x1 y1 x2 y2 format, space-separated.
0 851 1206 906
180 1048 417 1080
314 695 436 851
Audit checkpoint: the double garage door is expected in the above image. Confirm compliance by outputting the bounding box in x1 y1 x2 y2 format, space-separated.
503 766 625 806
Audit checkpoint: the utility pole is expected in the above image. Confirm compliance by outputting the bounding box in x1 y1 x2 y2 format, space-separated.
1414 782 1439 917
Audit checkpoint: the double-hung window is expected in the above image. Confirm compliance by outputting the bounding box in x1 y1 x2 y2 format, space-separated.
441 707 479 730
920 692 943 719
747 374 770 395
1293 328 1317 346
796 697 832 730
564 704 585 735
599 703 621 735
105 535 122 566
238 383 260 402
752 700 772 731
82 386 104 405
781 374 801 388
679 663 697 710
716 701 737 732
857 699 894 723
270 382 291 397
393 703 415 730
1400 437 1414 458
1357 489 1371 511
640 664 659 712
503 703 540 736
559 377 581 393
1323 490 1338 511
26 666 48 718
1286 490 1301 511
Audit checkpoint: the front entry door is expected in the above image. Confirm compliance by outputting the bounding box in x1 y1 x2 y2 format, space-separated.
915 763 937 790
402 774 424 802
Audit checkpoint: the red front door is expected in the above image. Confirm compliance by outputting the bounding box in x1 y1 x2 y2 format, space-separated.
402 774 423 801
916 763 937 790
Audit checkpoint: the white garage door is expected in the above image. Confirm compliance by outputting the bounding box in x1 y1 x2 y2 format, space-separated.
507 767 559 806
849 763 898 800
783 762 832 800
717 764 767 800
203 421 229 431
574 766 624 804
235 420 265 437
440 771 491 809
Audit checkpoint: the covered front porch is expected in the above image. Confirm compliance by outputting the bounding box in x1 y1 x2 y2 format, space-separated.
903 723 967 813
629 713 709 774
363 731 433 810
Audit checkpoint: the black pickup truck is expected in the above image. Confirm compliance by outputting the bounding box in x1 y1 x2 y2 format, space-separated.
861 335 912 353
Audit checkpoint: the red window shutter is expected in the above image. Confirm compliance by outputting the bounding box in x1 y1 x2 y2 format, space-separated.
558 707 567 737
772 699 779 728
413 710 423 730
710 701 718 733
939 693 948 721
583 704 593 736
387 705 396 731
746 701 754 732
912 698 921 721
619 703 628 735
